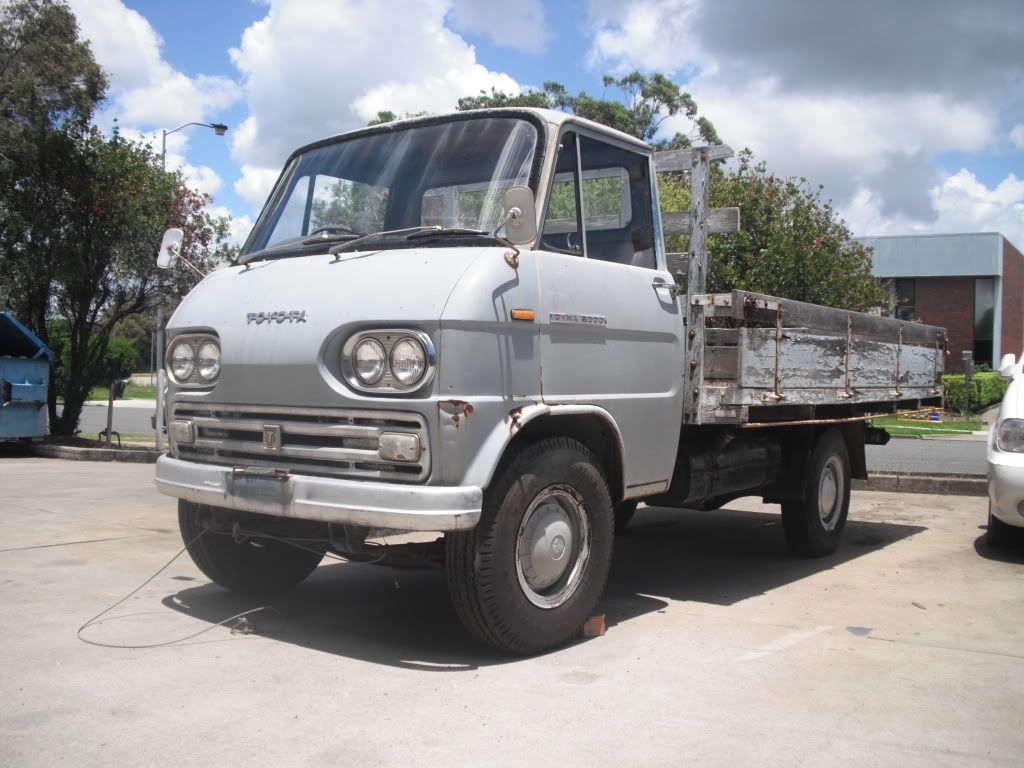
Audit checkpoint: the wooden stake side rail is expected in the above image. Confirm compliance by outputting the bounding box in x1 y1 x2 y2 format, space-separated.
693 290 946 425
658 144 946 427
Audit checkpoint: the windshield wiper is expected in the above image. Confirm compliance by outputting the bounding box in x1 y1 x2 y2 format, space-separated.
301 232 359 245
327 226 445 255
238 232 363 265
405 227 490 240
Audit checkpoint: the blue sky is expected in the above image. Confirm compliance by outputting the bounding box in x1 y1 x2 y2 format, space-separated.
67 0 1024 247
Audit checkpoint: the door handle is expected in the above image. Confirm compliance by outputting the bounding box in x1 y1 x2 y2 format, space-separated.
652 278 682 298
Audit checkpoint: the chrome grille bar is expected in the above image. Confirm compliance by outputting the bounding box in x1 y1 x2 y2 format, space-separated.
170 402 429 483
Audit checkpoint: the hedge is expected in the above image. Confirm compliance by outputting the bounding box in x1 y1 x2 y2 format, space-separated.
941 371 1009 413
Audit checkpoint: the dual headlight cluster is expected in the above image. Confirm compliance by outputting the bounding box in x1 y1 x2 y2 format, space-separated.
165 329 435 394
166 334 221 387
342 330 436 393
994 419 1024 453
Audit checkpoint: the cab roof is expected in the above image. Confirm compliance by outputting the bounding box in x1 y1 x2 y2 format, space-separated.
290 107 652 159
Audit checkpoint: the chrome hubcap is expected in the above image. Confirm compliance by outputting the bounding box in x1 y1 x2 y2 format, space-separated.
515 485 591 609
818 456 843 530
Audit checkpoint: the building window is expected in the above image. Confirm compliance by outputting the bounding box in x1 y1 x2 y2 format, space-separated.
894 278 916 320
974 277 995 367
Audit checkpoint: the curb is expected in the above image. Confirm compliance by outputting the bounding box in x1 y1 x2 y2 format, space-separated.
855 472 987 497
31 443 160 464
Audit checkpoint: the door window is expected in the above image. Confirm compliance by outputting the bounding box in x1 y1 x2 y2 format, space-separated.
540 131 657 268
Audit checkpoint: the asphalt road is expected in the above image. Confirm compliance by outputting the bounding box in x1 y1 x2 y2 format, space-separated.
867 437 987 475
1 457 1020 767
76 400 155 437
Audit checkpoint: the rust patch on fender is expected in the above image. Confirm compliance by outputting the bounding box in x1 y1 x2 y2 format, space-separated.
439 400 474 429
509 406 525 433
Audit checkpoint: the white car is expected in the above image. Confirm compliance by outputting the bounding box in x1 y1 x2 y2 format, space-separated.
987 351 1024 545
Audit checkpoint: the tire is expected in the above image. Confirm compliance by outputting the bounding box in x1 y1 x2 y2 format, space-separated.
781 428 850 557
446 437 615 655
178 500 324 595
987 505 1020 548
614 499 638 534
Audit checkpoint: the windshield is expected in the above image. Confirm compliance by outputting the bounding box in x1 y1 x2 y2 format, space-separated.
241 116 539 256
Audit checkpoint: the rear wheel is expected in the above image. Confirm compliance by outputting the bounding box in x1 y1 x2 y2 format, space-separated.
178 500 324 595
446 437 614 654
781 429 850 557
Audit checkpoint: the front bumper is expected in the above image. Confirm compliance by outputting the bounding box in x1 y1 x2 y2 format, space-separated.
155 455 482 531
988 453 1024 528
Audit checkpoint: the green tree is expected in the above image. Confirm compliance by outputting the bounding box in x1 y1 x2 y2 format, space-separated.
0 0 238 434
0 0 105 164
455 72 719 149
660 150 886 311
0 0 106 344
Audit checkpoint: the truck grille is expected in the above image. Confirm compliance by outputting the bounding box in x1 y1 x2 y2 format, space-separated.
170 403 429 483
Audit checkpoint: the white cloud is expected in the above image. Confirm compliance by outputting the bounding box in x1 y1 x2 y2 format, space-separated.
447 0 549 55
841 171 1024 249
228 0 525 178
208 206 255 247
587 0 1019 240
929 171 1024 245
234 164 281 209
68 0 241 129
588 0 701 73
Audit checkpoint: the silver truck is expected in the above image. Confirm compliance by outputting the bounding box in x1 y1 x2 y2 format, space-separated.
154 108 945 654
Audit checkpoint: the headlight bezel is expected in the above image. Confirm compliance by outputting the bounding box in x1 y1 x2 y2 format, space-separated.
341 329 436 395
353 337 387 385
995 418 1024 453
196 341 221 383
166 333 221 387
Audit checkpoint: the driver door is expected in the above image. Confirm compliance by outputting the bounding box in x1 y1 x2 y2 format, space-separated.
536 130 683 496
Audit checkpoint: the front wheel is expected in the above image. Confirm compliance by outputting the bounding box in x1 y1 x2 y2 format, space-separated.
781 429 851 557
446 438 615 654
178 501 324 595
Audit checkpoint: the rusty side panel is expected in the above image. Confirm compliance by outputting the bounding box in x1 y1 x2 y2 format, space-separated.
438 399 474 429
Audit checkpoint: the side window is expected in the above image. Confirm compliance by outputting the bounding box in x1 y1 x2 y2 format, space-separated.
579 135 656 269
421 183 505 229
541 132 583 255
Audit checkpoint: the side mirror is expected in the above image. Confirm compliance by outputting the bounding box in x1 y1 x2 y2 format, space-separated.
998 353 1018 380
502 187 537 245
157 228 183 269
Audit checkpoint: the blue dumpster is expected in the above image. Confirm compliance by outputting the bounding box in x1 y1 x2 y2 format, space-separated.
0 312 52 440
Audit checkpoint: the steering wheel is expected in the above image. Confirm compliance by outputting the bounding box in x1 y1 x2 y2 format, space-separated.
308 225 356 236
540 230 582 256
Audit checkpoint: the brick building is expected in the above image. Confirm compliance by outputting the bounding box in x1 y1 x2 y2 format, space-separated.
857 233 1024 373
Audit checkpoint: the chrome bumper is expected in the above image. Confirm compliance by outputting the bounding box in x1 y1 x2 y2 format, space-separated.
154 455 482 531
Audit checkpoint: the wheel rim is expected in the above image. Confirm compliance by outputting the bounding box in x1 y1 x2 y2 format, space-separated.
515 484 591 609
818 456 844 530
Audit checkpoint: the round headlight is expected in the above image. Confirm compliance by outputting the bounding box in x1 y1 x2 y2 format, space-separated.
169 341 195 382
390 337 426 386
353 338 387 384
196 341 221 382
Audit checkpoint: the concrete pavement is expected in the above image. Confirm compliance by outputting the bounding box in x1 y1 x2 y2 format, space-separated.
1 457 1022 767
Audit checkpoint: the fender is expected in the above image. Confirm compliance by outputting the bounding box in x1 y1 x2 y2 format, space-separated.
458 401 638 494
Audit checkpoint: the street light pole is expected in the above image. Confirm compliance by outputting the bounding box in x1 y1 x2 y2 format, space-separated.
160 121 228 171
155 120 228 451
